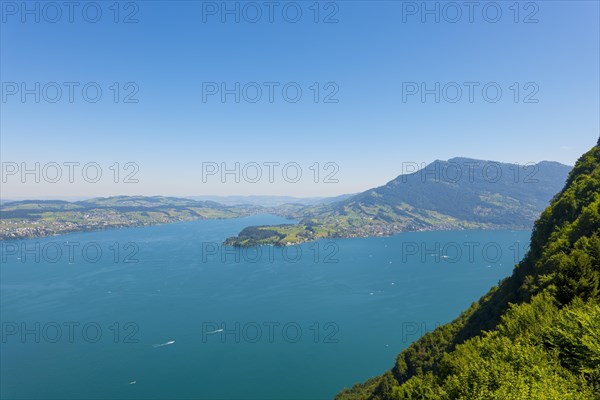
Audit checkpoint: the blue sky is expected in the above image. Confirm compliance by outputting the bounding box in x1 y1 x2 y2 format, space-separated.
1 0 599 198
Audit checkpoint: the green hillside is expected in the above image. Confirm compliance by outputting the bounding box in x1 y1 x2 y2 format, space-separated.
335 140 600 399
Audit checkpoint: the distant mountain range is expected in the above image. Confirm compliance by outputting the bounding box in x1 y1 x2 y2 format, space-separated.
0 194 355 206
0 158 572 242
0 196 259 240
225 158 572 246
185 194 354 207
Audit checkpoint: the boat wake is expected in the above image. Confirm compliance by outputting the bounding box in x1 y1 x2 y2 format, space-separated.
152 340 175 348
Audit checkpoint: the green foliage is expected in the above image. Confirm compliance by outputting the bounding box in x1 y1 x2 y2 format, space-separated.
440 336 591 400
544 299 600 385
224 225 287 246
390 373 442 400
223 223 334 246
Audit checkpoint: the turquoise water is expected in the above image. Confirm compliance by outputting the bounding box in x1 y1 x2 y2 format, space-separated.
0 215 530 399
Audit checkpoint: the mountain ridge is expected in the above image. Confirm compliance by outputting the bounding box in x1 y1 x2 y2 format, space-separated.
225 158 572 246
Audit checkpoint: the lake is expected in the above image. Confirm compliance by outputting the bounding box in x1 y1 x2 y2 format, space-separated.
0 215 530 399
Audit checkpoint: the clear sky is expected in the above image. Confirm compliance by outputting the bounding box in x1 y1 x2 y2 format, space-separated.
1 0 599 199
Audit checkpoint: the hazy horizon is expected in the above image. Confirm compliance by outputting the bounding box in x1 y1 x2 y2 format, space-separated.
0 153 582 200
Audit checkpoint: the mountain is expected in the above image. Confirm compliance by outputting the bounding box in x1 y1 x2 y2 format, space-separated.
225 159 572 246
0 196 259 240
186 194 354 207
336 141 600 399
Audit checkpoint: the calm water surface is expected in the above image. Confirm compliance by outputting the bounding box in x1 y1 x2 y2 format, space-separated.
0 215 530 399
